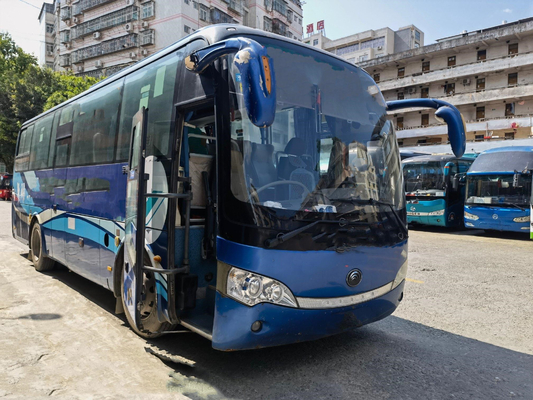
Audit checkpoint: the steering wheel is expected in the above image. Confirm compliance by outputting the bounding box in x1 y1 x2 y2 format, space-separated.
255 180 311 202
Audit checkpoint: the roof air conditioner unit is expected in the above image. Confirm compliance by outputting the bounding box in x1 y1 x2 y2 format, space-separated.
95 60 103 68
130 52 137 58
141 21 149 29
47 51 53 56
73 17 79 23
77 66 84 72
463 78 471 85
141 49 149 56
125 23 133 32
93 32 101 39
408 87 416 94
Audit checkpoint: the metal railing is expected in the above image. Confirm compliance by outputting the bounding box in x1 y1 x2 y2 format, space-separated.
71 6 138 40
71 33 138 63
60 55 71 67
73 0 116 16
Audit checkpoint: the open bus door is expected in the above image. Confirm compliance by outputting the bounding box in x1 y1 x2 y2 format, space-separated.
123 108 149 331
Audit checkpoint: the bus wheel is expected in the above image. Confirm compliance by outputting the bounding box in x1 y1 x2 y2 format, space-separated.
30 223 55 272
120 255 170 339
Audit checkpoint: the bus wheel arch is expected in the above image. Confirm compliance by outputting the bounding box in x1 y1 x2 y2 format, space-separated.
29 218 55 272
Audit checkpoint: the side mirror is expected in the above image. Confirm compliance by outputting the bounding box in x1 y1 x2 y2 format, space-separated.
387 99 466 158
185 37 276 128
452 175 460 191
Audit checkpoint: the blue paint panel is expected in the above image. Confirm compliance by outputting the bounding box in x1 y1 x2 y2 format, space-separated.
212 282 405 351
464 205 530 233
407 199 447 227
216 237 407 298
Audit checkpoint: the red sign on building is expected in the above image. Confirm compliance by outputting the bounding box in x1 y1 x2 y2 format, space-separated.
317 20 325 31
306 23 314 34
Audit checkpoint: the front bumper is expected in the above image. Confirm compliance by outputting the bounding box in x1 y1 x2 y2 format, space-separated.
211 280 405 351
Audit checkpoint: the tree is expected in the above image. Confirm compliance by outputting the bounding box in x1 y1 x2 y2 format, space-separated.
44 72 100 111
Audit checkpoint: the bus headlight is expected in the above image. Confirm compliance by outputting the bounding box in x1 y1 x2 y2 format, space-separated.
428 209 445 216
513 216 530 223
392 259 408 290
464 211 479 220
226 267 298 308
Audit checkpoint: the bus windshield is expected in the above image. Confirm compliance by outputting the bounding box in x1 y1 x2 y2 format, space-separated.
403 161 447 196
228 38 403 218
466 174 532 207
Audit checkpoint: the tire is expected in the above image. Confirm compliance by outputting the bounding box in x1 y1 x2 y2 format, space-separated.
30 223 55 272
120 252 171 339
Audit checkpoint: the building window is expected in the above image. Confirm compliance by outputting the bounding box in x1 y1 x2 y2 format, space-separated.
46 23 54 34
477 49 486 61
505 132 515 140
358 54 368 62
397 92 404 100
422 61 430 72
46 43 54 53
313 39 318 46
184 25 191 34
373 73 380 83
508 43 518 55
46 62 54 69
184 0 189 4
508 72 518 86
397 140 404 147
396 117 403 129
336 43 359 56
294 14 297 22
421 87 429 98
415 30 421 41
475 134 484 142
263 16 272 32
141 2 155 19
476 106 485 120
421 114 429 126
397 67 405 78
476 78 485 91
505 103 515 117
199 4 209 21
194 1 198 9
417 138 427 145
445 83 455 96
447 56 456 67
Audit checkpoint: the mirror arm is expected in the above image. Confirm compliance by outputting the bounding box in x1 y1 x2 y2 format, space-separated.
386 98 466 158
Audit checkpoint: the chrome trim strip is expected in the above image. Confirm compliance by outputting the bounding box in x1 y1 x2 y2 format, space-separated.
179 320 213 341
296 281 394 310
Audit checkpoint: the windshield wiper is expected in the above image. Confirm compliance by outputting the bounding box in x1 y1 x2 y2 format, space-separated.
333 198 408 238
496 201 526 211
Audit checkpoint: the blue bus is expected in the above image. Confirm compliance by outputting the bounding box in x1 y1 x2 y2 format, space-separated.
403 154 475 227
465 146 533 234
12 25 466 350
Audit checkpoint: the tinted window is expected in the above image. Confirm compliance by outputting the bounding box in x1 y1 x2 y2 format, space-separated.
116 53 179 161
29 113 55 170
70 81 123 165
15 125 34 171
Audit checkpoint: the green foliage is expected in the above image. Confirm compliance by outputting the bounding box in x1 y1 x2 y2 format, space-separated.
0 33 102 172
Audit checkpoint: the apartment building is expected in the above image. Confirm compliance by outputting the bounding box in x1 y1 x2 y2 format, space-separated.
305 25 424 63
38 2 56 68
43 0 303 78
358 18 533 153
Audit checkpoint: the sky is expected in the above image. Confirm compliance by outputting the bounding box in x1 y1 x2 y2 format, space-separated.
1 0 533 58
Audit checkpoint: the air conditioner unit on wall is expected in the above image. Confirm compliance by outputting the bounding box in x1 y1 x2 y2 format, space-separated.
141 49 149 56
73 17 79 23
93 32 101 39
141 21 149 29
408 87 417 94
463 78 471 85
377 46 383 50
95 60 103 68
47 51 53 56
125 23 133 32
130 52 137 58
65 43 71 49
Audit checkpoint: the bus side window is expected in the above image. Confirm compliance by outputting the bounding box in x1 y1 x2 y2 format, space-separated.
458 161 470 173
55 104 76 168
70 81 123 166
116 52 180 161
15 125 34 172
29 112 55 170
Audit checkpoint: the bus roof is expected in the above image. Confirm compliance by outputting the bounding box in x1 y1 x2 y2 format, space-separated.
21 24 367 129
468 146 533 175
402 154 473 164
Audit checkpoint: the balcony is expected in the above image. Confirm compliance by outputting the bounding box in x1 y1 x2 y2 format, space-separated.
71 5 138 40
272 18 288 36
378 51 533 92
210 8 233 24
72 0 116 16
140 30 154 46
60 55 71 67
71 33 138 63
60 6 71 20
227 0 243 16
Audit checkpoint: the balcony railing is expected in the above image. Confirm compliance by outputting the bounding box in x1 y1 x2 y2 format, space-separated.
227 0 243 16
60 6 71 20
71 6 138 40
73 0 116 16
140 30 154 46
272 18 288 36
60 55 71 67
71 33 138 63
210 7 233 24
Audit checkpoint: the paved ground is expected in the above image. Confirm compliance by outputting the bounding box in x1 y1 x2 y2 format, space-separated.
0 200 532 399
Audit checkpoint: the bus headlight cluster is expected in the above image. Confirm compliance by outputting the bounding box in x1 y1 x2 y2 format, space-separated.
513 216 530 223
428 209 445 216
226 267 298 308
464 211 479 220
392 259 408 290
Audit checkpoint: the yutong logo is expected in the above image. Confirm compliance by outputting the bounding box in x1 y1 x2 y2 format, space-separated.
346 269 363 287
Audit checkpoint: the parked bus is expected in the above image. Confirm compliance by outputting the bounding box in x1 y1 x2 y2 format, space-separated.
12 25 466 350
465 146 533 234
403 154 475 227
0 174 12 201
